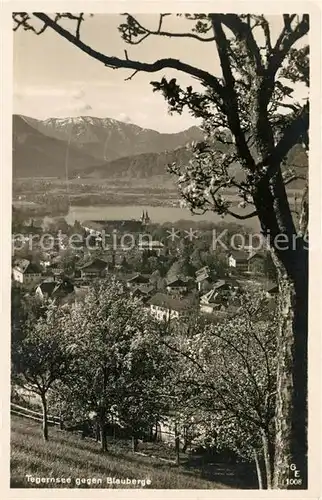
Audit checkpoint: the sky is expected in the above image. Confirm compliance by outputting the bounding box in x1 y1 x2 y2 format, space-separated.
13 14 308 133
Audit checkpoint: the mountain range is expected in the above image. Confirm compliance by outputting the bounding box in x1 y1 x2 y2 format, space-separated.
12 115 203 179
12 114 307 188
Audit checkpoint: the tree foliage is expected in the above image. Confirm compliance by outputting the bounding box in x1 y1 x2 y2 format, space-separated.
164 291 277 487
12 302 75 439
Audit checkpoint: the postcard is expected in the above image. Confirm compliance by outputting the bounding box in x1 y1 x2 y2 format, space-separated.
1 1 321 498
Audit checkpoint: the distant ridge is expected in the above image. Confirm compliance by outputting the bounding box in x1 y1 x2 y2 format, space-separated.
12 114 203 178
12 114 307 189
18 115 204 163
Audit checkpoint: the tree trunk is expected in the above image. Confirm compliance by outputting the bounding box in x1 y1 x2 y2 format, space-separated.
95 418 100 442
253 168 308 489
40 392 48 441
132 435 139 452
253 449 263 490
182 425 188 453
59 411 64 430
272 252 308 489
99 414 108 452
261 429 273 489
100 367 109 452
174 424 180 465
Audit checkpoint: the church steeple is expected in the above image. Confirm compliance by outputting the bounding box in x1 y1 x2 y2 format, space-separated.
141 210 151 225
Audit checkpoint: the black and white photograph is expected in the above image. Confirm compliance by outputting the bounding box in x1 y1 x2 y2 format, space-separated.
4 4 320 493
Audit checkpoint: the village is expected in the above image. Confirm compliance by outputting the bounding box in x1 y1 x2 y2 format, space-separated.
12 210 278 321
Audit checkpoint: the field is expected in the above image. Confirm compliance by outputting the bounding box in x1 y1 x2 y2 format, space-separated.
10 415 256 489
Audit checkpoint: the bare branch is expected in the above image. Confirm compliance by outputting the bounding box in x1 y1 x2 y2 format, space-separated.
122 13 217 43
298 182 308 237
283 174 306 186
226 209 258 220
278 102 302 113
125 70 140 81
283 14 297 32
259 16 272 53
32 13 224 95
210 15 256 170
217 14 264 73
264 101 309 177
75 13 84 40
269 15 309 76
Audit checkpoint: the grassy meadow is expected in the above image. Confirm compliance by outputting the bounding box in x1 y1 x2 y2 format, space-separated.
11 415 243 489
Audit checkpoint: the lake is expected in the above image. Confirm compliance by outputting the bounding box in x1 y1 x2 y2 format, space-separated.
43 205 260 231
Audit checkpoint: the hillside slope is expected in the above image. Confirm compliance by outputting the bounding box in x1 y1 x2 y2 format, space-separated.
13 115 100 178
78 143 308 189
11 415 233 489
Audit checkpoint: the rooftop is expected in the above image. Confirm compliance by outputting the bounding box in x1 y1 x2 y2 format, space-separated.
14 259 42 274
229 250 249 261
195 266 211 282
149 292 195 312
132 285 155 296
127 273 151 284
79 258 108 270
37 279 75 298
82 219 144 232
166 277 188 287
247 250 267 261
139 240 164 248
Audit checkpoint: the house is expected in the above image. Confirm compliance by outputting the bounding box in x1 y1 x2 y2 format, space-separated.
36 279 75 302
247 251 266 274
262 280 279 297
138 239 164 256
82 218 145 236
82 220 106 237
79 258 108 279
126 273 151 288
44 255 64 277
56 234 69 251
131 285 155 303
74 285 90 303
195 266 212 292
40 257 52 269
12 259 42 284
200 279 239 314
166 277 188 294
149 293 196 321
12 234 30 255
46 262 64 278
228 250 249 272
